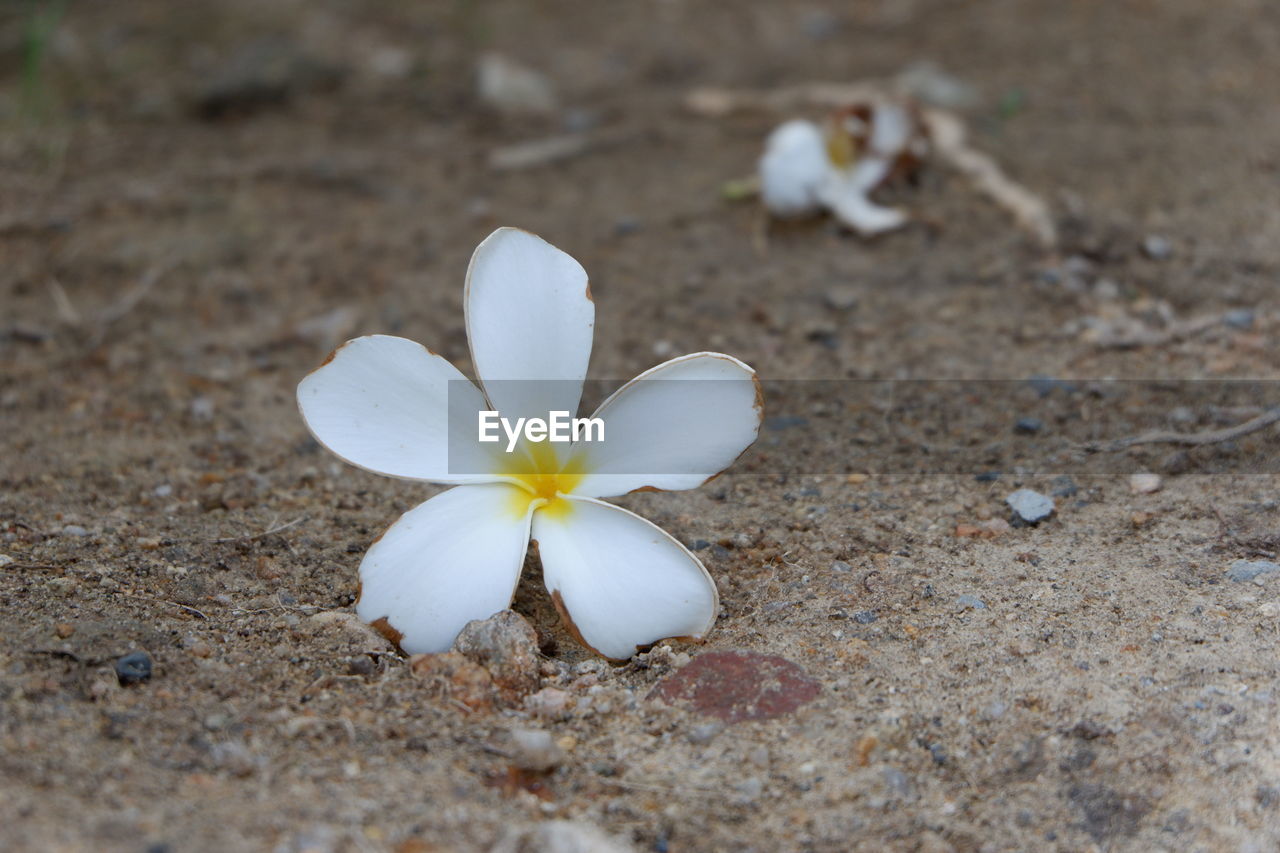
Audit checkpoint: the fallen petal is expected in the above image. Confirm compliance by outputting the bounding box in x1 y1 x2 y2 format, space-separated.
759 119 828 217
297 335 500 484
572 352 761 498
465 228 594 427
357 484 534 654
532 496 718 659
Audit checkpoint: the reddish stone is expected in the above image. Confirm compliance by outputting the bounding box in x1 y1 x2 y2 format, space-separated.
648 650 820 723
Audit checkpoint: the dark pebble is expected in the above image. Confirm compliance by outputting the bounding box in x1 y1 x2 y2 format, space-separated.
613 218 642 237
764 415 809 431
347 655 375 676
975 470 1001 482
1027 376 1076 398
1050 475 1078 498
1014 417 1044 435
115 651 153 686
852 610 877 624
690 539 712 551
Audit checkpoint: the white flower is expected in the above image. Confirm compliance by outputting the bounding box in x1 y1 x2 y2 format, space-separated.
297 228 762 659
759 100 927 236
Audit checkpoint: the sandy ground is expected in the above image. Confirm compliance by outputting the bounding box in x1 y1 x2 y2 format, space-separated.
3 1 1280 850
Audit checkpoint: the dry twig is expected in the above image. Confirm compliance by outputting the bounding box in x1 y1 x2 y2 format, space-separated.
1082 407 1280 452
211 515 308 544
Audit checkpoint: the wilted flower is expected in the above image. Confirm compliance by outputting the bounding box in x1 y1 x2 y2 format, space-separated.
759 99 928 236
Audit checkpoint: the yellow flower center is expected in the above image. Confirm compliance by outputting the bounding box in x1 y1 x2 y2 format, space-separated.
504 441 584 520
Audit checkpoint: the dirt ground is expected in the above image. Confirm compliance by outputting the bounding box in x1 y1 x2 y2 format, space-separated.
4 1 1280 850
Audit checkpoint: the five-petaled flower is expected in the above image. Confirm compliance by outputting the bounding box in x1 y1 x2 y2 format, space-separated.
297 228 762 659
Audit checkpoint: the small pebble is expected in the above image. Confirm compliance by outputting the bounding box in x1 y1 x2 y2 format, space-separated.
347 655 374 676
1129 472 1162 494
1141 235 1173 260
525 687 572 721
1027 376 1072 397
852 610 877 624
975 470 1001 483
1227 560 1280 583
883 766 913 797
54 622 75 639
830 560 853 573
764 415 808 431
613 217 642 237
115 651 153 686
956 594 987 610
61 524 90 537
451 610 541 701
190 397 215 421
1049 475 1078 498
1007 489 1055 524
686 721 725 745
508 727 565 772
1014 417 1043 435
1223 308 1255 330
823 285 859 311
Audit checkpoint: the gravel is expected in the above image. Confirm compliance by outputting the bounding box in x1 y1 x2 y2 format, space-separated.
1226 560 1280 583
1014 417 1044 435
1129 473 1162 495
115 651 153 686
1141 234 1173 260
507 728 565 772
1050 475 1079 498
1223 308 1255 330
1007 489 1055 523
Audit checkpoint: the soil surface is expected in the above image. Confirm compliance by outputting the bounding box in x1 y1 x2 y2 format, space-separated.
4 1 1280 851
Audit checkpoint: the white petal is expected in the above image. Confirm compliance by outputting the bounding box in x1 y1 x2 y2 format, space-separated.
847 156 893 193
816 171 909 236
532 496 718 659
570 353 761 498
356 483 534 654
465 228 594 425
759 119 828 217
297 335 503 483
868 101 914 158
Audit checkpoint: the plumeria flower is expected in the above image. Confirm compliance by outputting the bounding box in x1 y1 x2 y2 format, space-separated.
759 99 928 236
297 228 762 659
